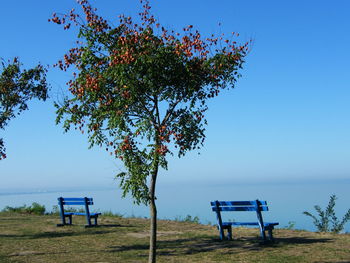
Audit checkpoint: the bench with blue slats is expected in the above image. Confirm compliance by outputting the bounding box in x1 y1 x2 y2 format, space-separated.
57 197 101 227
210 200 279 241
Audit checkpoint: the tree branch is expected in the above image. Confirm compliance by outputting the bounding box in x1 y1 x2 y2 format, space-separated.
161 97 182 126
154 95 161 128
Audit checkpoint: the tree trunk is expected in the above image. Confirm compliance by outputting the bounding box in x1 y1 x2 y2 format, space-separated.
148 154 159 263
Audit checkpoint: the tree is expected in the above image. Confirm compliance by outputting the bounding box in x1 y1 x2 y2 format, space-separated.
50 1 248 262
0 58 49 160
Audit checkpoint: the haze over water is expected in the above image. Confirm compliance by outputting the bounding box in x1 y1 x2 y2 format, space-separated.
1 179 349 233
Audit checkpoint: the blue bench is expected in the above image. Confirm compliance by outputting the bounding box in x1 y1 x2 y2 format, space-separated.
57 197 101 227
211 200 279 241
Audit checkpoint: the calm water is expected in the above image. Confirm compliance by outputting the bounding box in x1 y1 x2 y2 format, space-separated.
1 181 349 232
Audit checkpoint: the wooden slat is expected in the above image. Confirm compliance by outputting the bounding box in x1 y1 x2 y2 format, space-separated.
58 197 94 206
221 222 279 226
261 206 268 211
62 201 93 205
212 206 269 212
60 197 93 202
210 201 267 206
264 222 279 226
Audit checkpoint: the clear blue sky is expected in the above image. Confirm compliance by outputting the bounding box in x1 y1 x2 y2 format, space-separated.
1 0 349 191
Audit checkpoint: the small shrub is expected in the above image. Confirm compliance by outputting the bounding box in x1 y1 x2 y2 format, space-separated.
303 194 350 233
28 202 46 215
2 205 27 213
284 221 296 230
51 205 60 215
64 206 86 213
50 205 85 214
175 215 200 224
1 202 46 215
102 210 124 217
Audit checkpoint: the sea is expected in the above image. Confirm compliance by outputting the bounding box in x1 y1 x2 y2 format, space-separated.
1 180 349 233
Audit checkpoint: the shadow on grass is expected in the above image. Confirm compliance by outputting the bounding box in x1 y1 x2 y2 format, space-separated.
276 237 333 245
0 223 131 239
98 224 127 228
0 217 33 221
7 251 69 257
107 236 334 257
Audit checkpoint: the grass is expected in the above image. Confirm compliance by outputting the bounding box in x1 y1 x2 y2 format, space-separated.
0 212 350 262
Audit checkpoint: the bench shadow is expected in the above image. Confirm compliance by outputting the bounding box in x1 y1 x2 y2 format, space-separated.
98 224 128 228
7 250 70 258
1 231 111 239
0 224 131 239
276 237 333 245
107 236 334 257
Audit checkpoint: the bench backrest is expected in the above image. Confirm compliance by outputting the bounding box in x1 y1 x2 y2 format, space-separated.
57 197 95 226
58 197 94 206
210 200 269 212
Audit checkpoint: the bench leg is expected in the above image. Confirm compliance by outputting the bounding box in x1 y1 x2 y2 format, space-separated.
218 226 233 241
227 226 232 240
258 225 267 241
84 215 99 227
85 216 92 227
268 229 274 241
218 225 225 240
57 215 72 227
67 215 72 225
60 217 65 226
